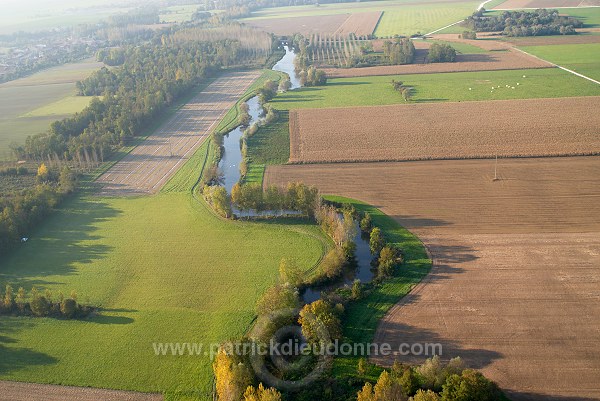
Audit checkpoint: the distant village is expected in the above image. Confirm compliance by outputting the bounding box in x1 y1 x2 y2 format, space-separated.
0 33 104 82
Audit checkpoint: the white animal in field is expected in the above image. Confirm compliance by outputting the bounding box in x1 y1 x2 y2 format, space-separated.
469 88 472 90
523 75 526 78
517 83 520 85
511 87 515 89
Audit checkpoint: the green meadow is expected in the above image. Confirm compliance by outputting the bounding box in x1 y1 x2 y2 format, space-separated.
0 59 103 160
520 43 600 81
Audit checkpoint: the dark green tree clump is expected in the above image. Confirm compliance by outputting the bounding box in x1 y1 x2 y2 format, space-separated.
383 38 416 65
465 8 582 36
428 43 457 63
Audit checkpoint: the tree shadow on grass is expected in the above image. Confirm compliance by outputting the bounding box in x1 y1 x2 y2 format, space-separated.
0 319 58 375
0 194 122 288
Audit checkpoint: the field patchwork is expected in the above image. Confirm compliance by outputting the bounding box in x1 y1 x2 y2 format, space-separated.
288 97 600 163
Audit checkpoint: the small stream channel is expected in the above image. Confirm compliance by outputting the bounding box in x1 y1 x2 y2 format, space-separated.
219 45 300 192
301 218 375 303
218 45 373 303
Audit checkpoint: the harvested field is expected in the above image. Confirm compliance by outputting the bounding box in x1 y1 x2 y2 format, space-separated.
334 11 382 36
493 0 600 8
243 14 350 35
0 381 162 401
97 71 260 196
322 49 551 77
288 96 600 163
264 156 600 400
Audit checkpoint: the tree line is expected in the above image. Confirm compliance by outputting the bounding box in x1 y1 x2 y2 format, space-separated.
464 9 583 36
0 285 92 319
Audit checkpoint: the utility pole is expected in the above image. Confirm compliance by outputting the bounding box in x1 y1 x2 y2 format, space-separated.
493 155 499 181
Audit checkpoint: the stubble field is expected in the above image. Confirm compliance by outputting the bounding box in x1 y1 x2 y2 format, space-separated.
288 96 600 163
264 156 600 400
97 71 261 196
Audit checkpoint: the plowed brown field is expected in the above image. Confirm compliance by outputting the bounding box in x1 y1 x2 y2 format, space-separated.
264 156 600 400
243 14 350 35
334 12 382 36
289 96 600 163
322 49 551 77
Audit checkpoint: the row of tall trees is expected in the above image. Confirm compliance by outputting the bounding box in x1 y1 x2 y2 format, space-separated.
0 285 91 319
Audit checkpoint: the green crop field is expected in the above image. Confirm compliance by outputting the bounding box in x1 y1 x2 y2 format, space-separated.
245 67 600 183
0 139 326 399
426 39 488 53
520 43 600 82
20 96 96 118
375 2 478 37
240 0 479 37
0 59 103 160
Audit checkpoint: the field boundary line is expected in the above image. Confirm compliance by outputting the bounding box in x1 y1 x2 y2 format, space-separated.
513 47 600 85
422 0 494 36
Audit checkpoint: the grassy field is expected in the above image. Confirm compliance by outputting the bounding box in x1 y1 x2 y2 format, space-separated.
520 43 600 81
20 96 96 118
159 5 200 23
243 67 600 183
375 2 478 37
240 0 480 37
0 141 326 399
0 59 103 160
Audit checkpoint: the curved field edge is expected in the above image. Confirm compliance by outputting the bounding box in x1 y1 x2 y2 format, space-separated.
321 196 432 379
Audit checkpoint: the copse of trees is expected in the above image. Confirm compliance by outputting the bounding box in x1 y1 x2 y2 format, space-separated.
299 66 327 87
464 8 582 36
391 80 413 102
0 164 77 257
382 38 416 65
356 356 501 400
0 285 92 319
428 43 457 63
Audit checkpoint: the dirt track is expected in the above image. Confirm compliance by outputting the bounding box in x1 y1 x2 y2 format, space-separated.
0 380 162 401
265 156 600 400
96 71 260 196
289 97 600 163
322 49 551 78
